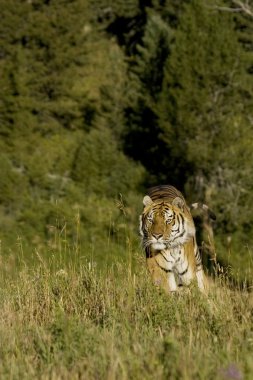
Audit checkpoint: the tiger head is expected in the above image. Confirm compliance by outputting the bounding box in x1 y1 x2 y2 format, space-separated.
139 195 195 251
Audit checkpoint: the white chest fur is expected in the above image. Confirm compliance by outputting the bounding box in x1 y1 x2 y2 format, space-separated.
154 246 194 286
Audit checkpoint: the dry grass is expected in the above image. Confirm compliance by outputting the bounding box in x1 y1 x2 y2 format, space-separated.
0 246 252 380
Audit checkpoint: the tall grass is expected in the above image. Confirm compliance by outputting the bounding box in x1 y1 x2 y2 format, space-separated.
0 232 253 380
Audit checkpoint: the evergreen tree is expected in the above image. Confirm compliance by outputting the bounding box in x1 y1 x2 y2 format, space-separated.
124 11 173 184
0 0 145 247
91 0 146 53
150 0 190 27
158 0 253 245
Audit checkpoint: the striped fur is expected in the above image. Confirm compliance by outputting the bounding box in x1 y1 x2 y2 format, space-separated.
140 185 208 293
147 185 185 203
148 185 216 220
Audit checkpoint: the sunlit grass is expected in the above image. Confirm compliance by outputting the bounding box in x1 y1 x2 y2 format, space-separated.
0 234 252 380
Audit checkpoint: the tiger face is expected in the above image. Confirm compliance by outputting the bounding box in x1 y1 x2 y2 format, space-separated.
140 195 196 252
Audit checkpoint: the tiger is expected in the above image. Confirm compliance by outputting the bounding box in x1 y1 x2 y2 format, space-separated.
139 185 210 293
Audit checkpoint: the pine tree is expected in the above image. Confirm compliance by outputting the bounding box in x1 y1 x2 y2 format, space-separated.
0 0 145 246
158 0 253 245
124 11 173 183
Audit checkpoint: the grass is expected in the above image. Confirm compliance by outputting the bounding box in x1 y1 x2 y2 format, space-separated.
0 237 253 380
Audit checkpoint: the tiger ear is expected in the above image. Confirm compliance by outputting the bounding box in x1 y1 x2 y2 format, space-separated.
172 197 185 210
143 195 153 207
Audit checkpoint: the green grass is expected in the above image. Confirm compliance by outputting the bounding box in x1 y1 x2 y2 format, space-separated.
0 240 253 380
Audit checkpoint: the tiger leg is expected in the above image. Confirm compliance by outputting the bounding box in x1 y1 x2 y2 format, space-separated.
196 268 209 293
146 257 177 293
167 271 177 292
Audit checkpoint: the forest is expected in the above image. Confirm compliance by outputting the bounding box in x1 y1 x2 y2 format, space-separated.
1 0 253 277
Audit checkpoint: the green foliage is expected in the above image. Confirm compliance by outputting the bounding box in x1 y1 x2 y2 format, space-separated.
1 0 253 278
158 0 253 240
92 0 140 19
133 11 171 99
124 11 173 183
0 154 27 206
0 0 92 135
72 128 145 196
0 0 145 254
121 0 253 273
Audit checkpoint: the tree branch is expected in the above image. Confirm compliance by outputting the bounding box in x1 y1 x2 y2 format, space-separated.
214 0 253 17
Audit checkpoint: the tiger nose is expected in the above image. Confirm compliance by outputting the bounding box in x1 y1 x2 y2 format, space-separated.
153 233 163 239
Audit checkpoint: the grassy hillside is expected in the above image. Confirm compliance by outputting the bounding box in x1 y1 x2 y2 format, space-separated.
0 234 253 380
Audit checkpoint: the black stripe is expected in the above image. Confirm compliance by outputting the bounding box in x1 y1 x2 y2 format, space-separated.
172 218 185 239
159 267 173 273
178 214 185 237
147 185 186 205
195 250 202 266
179 264 189 276
179 213 185 229
155 257 173 273
195 251 200 260
145 247 152 258
161 252 174 263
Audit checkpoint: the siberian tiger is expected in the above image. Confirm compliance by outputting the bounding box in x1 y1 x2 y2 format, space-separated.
139 185 209 293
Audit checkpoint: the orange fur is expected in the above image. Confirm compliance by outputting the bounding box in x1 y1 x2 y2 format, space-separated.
140 185 208 293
